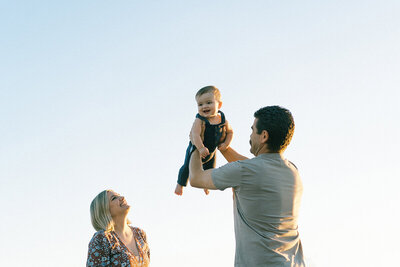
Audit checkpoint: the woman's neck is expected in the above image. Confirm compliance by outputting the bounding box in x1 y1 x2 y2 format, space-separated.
113 216 130 236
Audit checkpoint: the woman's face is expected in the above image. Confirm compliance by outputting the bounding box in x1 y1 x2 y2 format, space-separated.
107 190 130 217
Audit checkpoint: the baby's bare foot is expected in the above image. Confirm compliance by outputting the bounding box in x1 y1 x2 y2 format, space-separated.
175 184 183 196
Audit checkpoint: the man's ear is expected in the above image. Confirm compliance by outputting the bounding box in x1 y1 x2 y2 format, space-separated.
261 130 269 144
218 101 222 109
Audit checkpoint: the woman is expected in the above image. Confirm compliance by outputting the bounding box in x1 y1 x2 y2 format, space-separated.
87 190 150 266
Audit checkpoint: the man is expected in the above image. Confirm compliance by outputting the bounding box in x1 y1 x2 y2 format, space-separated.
189 106 305 267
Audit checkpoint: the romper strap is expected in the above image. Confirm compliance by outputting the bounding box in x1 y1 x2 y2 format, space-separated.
196 113 210 125
219 110 225 125
196 110 225 125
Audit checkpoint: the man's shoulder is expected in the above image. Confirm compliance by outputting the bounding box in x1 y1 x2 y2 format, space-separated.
214 159 244 172
288 160 298 170
213 158 257 179
242 153 292 172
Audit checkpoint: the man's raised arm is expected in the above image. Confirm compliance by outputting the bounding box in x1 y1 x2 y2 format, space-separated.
189 150 217 190
218 147 248 163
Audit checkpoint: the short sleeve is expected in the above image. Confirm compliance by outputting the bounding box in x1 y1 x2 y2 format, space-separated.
86 231 111 267
212 161 243 190
139 228 147 243
132 227 150 261
139 229 150 260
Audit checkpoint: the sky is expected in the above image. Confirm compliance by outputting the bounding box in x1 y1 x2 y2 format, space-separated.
1 1 399 266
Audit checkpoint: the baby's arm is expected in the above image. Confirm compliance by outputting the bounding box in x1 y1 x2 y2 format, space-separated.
218 120 233 151
191 118 210 158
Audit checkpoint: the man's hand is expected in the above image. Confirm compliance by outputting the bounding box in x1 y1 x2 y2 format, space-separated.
219 147 249 163
189 150 217 190
218 143 229 152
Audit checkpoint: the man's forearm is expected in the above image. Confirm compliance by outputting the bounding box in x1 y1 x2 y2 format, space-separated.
189 150 203 181
189 150 216 189
220 147 248 162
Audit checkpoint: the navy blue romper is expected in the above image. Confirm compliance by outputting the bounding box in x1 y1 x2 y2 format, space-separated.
177 111 226 186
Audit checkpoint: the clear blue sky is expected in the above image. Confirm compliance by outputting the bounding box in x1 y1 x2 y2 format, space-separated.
1 1 399 266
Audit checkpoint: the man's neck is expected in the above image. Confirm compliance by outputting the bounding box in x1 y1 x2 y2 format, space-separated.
255 144 274 156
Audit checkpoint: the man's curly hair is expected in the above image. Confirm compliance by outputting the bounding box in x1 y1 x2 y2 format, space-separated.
254 106 295 153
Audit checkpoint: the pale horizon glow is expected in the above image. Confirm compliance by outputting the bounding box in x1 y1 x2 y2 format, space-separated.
1 1 399 266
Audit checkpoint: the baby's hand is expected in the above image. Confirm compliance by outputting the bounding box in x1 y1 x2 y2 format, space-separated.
218 143 228 152
175 184 183 196
198 147 210 158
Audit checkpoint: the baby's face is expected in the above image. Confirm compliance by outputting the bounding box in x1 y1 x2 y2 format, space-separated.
196 92 221 118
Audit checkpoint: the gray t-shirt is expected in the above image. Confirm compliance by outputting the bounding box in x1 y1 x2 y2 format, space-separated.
212 153 305 267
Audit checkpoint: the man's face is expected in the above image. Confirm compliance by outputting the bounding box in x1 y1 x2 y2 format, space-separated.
249 118 261 155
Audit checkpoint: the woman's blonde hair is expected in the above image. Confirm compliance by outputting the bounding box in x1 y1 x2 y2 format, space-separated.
90 190 114 232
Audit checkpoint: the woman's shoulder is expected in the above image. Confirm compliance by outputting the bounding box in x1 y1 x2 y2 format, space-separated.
89 230 115 245
129 226 146 234
90 229 105 239
129 226 148 242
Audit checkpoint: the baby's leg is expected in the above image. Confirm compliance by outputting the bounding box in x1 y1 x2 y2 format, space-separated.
175 184 183 195
176 143 194 193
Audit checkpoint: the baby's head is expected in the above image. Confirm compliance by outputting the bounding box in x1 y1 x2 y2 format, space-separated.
195 86 222 118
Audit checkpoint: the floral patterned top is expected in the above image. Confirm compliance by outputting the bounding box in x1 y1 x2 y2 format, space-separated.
87 226 150 267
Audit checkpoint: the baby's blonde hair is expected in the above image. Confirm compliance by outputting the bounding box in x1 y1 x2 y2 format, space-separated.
195 85 221 102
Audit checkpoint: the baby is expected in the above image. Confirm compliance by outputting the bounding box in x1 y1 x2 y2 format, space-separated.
175 86 233 195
